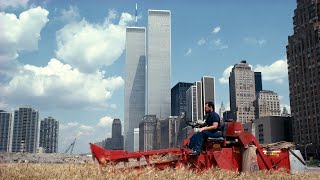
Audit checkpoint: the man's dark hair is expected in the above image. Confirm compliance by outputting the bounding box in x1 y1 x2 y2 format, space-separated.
205 102 215 110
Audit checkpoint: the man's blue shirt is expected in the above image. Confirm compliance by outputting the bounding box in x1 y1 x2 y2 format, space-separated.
205 112 222 132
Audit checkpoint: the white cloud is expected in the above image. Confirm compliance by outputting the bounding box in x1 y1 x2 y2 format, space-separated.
58 5 80 23
218 66 233 84
213 38 228 50
59 115 119 153
244 37 266 46
197 38 206 46
55 10 134 72
98 116 113 127
0 0 28 9
1 58 124 109
253 59 288 84
0 6 49 76
212 26 221 34
184 48 192 56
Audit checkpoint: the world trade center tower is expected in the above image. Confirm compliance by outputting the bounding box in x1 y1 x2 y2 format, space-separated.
147 10 171 119
124 27 146 151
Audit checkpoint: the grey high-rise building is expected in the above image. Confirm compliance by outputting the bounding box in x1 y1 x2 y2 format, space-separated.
124 27 146 151
11 106 39 153
229 61 256 124
254 72 263 92
105 119 124 150
255 90 281 118
287 0 320 158
201 76 215 114
171 82 193 116
147 10 171 119
112 119 122 139
0 110 12 152
39 117 59 153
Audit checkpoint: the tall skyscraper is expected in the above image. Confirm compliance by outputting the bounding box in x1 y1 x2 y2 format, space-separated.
196 81 203 119
39 117 59 153
201 76 215 112
254 72 263 92
255 90 281 118
124 27 146 151
11 106 39 153
287 0 320 157
147 10 171 119
0 110 12 152
186 85 198 121
229 61 256 124
171 82 193 116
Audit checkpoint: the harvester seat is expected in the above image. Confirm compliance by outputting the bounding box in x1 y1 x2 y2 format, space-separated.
207 122 228 142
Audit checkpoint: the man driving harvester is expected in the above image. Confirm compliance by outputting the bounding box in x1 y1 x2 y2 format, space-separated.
189 101 223 156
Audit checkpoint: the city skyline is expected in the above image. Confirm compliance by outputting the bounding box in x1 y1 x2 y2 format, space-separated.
0 0 295 153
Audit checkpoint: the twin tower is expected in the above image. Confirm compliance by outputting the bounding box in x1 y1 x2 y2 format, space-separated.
124 10 171 151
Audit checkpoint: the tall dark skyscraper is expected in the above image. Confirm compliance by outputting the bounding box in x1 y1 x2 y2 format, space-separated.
287 0 320 158
254 72 262 92
112 119 122 139
106 119 123 150
171 82 193 116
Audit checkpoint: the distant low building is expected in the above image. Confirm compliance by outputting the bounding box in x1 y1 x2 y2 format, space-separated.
243 116 292 144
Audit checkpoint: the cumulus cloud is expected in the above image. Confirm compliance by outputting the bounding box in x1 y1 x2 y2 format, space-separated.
98 116 113 127
212 26 221 34
197 38 206 46
184 48 192 56
218 59 288 85
58 5 80 23
0 0 28 9
1 58 124 109
55 10 134 72
253 59 288 84
244 37 266 46
218 66 233 84
0 6 49 76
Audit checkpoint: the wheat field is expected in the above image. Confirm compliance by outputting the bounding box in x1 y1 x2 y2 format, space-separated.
1 164 320 180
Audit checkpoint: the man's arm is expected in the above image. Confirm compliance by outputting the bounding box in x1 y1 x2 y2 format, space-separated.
198 122 218 132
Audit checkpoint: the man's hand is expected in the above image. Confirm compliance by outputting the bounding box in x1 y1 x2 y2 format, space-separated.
198 127 205 132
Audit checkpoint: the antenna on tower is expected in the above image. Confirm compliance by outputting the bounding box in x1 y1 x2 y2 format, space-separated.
135 3 138 25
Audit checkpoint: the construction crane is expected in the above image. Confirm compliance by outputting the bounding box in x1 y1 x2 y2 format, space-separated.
64 138 76 154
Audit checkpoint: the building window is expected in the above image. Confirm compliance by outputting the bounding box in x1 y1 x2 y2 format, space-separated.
258 124 264 144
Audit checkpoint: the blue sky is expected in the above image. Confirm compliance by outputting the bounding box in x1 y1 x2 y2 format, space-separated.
0 0 296 153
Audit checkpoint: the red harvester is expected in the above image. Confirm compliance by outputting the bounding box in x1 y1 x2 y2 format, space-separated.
90 121 305 173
